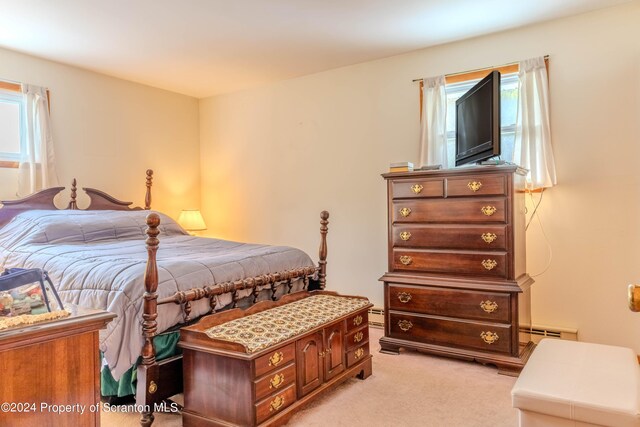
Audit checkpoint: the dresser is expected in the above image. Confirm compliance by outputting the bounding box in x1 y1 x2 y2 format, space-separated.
180 291 372 426
379 165 534 374
0 306 115 426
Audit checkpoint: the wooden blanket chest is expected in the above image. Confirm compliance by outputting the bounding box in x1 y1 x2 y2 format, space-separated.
179 291 373 426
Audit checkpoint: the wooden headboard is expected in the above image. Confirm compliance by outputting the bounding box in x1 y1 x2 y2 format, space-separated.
0 169 153 228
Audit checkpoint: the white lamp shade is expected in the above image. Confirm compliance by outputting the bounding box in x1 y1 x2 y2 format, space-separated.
178 209 207 231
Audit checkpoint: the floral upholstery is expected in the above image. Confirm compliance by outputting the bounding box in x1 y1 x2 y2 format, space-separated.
204 295 369 353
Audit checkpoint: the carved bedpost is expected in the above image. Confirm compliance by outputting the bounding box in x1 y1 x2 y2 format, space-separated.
145 169 153 210
67 179 78 210
139 212 160 427
318 211 329 290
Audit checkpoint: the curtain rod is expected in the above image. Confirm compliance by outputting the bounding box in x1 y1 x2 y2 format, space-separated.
412 55 549 83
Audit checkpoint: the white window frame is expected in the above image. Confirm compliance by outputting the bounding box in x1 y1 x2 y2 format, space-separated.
0 89 25 163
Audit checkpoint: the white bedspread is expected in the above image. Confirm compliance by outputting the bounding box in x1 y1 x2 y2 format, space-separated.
0 210 314 379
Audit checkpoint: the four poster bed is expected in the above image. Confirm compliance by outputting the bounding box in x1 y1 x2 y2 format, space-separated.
0 170 330 427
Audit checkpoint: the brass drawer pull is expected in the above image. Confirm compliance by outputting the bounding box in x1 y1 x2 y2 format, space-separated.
269 373 285 389
411 184 424 194
354 347 365 360
399 231 411 241
269 395 285 412
467 181 483 192
481 233 497 243
480 300 498 313
399 207 412 217
397 292 412 303
268 351 284 367
481 259 497 270
353 331 364 343
481 206 497 216
399 255 413 266
480 331 499 344
353 315 363 327
398 319 413 332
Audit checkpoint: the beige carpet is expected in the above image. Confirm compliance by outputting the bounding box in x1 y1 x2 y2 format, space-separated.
102 327 518 427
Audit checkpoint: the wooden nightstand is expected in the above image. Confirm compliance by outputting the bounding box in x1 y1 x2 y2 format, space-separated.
0 306 115 427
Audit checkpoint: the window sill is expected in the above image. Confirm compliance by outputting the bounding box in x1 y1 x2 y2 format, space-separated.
0 161 19 169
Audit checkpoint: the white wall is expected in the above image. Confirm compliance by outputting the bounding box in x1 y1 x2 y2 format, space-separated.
200 2 640 351
0 48 200 218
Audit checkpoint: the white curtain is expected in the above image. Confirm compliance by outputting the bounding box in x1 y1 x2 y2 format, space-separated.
514 57 557 190
18 84 58 196
418 75 448 168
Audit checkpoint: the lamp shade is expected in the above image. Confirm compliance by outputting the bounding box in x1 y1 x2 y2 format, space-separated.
178 209 207 231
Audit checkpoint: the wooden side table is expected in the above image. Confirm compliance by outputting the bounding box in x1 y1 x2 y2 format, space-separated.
0 306 115 427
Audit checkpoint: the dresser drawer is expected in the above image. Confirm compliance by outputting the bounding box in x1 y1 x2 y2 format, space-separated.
254 362 296 402
346 343 370 368
392 198 507 223
388 285 511 323
255 343 296 377
392 224 507 250
345 326 369 350
346 310 368 332
392 249 507 278
446 174 507 197
388 312 511 354
391 178 444 199
255 383 296 424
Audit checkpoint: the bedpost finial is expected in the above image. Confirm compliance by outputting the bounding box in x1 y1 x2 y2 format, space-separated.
146 212 160 229
318 210 329 290
68 178 78 210
144 169 153 210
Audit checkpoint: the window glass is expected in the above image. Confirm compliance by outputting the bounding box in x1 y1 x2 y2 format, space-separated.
445 73 518 168
0 90 23 161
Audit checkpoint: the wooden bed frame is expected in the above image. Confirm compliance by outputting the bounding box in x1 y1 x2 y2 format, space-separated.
0 170 330 427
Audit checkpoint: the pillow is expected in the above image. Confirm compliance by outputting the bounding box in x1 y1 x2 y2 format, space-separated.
0 210 187 245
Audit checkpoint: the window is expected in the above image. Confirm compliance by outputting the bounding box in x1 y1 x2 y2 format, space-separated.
0 86 24 168
443 72 519 168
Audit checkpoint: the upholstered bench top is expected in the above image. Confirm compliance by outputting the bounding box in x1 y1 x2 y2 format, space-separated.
512 338 640 427
204 295 370 353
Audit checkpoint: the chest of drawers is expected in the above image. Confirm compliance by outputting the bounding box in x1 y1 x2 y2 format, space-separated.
380 166 534 375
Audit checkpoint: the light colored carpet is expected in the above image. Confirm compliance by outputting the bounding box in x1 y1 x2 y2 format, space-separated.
101 327 518 427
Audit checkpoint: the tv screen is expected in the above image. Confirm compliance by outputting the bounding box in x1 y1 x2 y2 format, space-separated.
455 70 501 166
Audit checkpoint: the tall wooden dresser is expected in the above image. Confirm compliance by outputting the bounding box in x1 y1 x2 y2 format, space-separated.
379 165 534 374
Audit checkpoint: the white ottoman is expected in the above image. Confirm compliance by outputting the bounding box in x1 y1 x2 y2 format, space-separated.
511 339 640 427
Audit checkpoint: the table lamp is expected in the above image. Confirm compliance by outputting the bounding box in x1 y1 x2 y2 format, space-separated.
178 209 207 235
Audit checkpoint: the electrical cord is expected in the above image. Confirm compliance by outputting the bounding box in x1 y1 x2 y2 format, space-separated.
526 189 553 277
525 188 544 231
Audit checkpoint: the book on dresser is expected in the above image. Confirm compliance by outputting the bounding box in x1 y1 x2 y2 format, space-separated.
379 165 534 375
389 161 414 173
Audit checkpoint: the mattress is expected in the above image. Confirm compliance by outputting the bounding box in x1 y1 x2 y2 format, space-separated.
0 209 315 379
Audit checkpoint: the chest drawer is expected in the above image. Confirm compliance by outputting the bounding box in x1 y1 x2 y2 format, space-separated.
392 249 507 278
388 312 511 354
255 383 296 424
391 178 444 199
387 284 511 323
446 174 507 197
392 224 507 250
346 310 368 332
254 362 296 402
345 326 369 350
392 198 507 223
255 343 296 377
346 343 370 368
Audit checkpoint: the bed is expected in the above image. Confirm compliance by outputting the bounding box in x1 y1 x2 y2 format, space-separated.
0 170 330 427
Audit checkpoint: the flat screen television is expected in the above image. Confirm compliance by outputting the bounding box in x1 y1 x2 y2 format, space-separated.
455 70 501 166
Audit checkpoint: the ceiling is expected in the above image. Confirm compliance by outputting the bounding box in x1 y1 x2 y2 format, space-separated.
0 0 632 98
